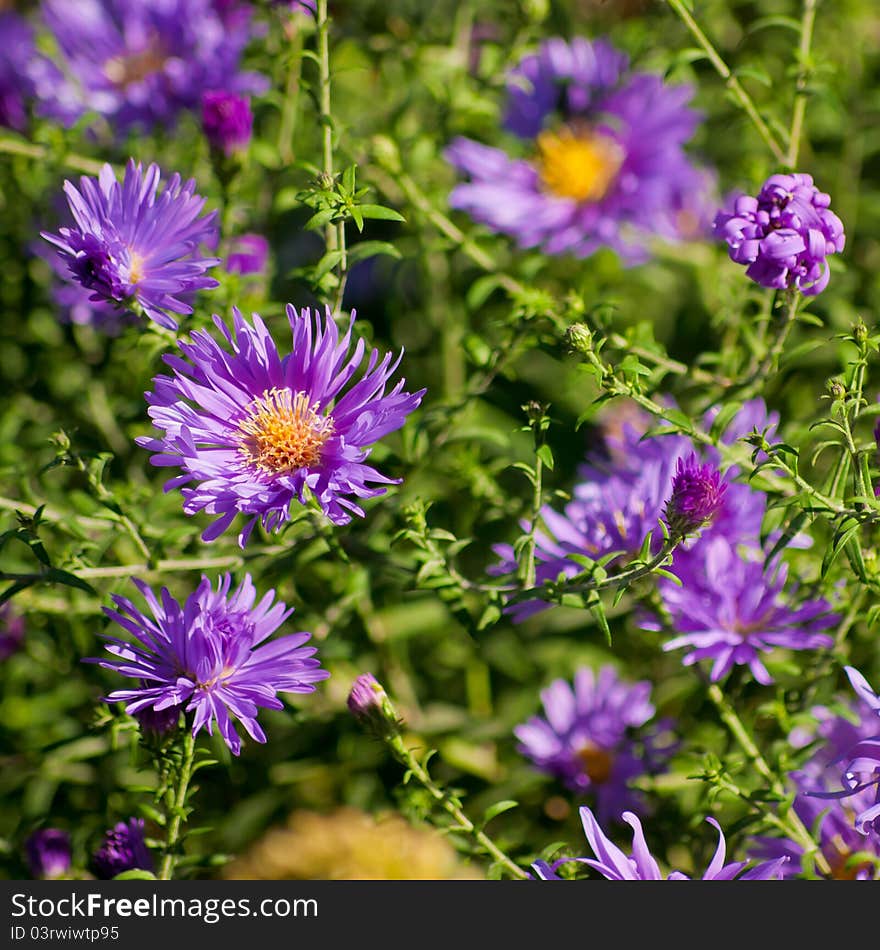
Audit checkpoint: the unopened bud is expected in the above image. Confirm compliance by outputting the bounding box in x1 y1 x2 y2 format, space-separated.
347 673 401 740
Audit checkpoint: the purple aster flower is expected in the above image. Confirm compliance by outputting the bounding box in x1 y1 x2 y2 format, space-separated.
92 819 153 879
533 806 787 880
490 400 771 621
93 573 329 756
41 160 220 331
714 173 845 296
752 697 880 878
663 453 727 539
514 666 675 823
0 602 25 660
0 13 36 131
646 536 837 684
446 37 712 263
226 233 269 276
37 0 267 134
202 90 253 157
137 305 426 545
25 829 72 879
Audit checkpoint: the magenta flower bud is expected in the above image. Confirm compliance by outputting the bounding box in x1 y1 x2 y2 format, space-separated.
226 233 269 276
92 819 153 880
25 829 72 879
202 90 253 158
663 453 727 538
714 172 845 296
347 673 401 739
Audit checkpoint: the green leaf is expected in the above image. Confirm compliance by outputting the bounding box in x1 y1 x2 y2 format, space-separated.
346 241 402 265
112 869 157 881
536 444 554 471
482 800 519 825
357 203 406 224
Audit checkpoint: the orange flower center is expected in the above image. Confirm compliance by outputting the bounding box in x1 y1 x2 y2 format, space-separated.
128 251 146 285
576 742 615 784
238 388 334 474
535 127 624 202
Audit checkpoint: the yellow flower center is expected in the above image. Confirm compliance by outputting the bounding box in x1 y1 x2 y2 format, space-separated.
104 40 167 89
575 742 614 785
238 388 334 474
535 127 624 202
129 251 146 285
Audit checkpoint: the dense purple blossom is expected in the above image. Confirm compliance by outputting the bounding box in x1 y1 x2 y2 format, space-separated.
0 13 36 131
202 90 253 157
514 666 674 823
92 819 153 879
93 573 329 755
42 160 220 330
137 305 425 545
646 536 837 684
446 37 713 263
37 0 266 134
490 399 772 620
752 697 880 878
663 454 727 538
533 806 787 880
25 829 72 879
714 173 845 295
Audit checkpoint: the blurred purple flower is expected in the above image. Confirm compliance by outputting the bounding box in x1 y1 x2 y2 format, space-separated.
515 666 675 823
136 305 425 545
0 602 25 660
533 806 787 880
226 233 269 276
446 37 713 263
93 573 328 756
646 536 837 684
92 819 153 879
202 90 253 157
714 173 845 295
37 0 267 134
0 12 36 131
25 829 71 879
41 160 220 330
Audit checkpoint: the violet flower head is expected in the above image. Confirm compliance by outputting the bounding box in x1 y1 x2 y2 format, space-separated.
0 12 36 132
752 697 880 878
202 90 253 157
137 305 426 545
446 36 712 264
37 0 267 134
714 173 845 296
646 536 837 685
93 573 329 756
226 233 269 276
663 453 727 539
347 672 401 740
92 819 153 879
533 807 787 880
514 666 675 823
25 829 72 879
0 602 25 660
41 160 220 331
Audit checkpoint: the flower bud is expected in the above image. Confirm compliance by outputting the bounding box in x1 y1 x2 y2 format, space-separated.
347 673 401 740
663 454 727 539
202 90 253 159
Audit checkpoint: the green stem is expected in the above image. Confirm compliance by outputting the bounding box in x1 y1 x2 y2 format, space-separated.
787 0 818 168
158 729 196 881
387 734 529 880
278 21 305 166
706 684 831 876
0 134 108 175
664 0 787 164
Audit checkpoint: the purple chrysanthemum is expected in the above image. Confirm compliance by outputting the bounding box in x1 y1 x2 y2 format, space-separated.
226 233 269 276
137 305 425 545
0 13 36 131
533 806 787 880
514 666 675 823
714 173 845 295
663 453 727 538
202 90 253 157
0 602 25 660
646 536 837 684
446 37 713 263
93 573 329 755
92 819 153 879
752 697 880 878
37 0 266 134
25 829 72 880
490 400 772 621
41 160 220 330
